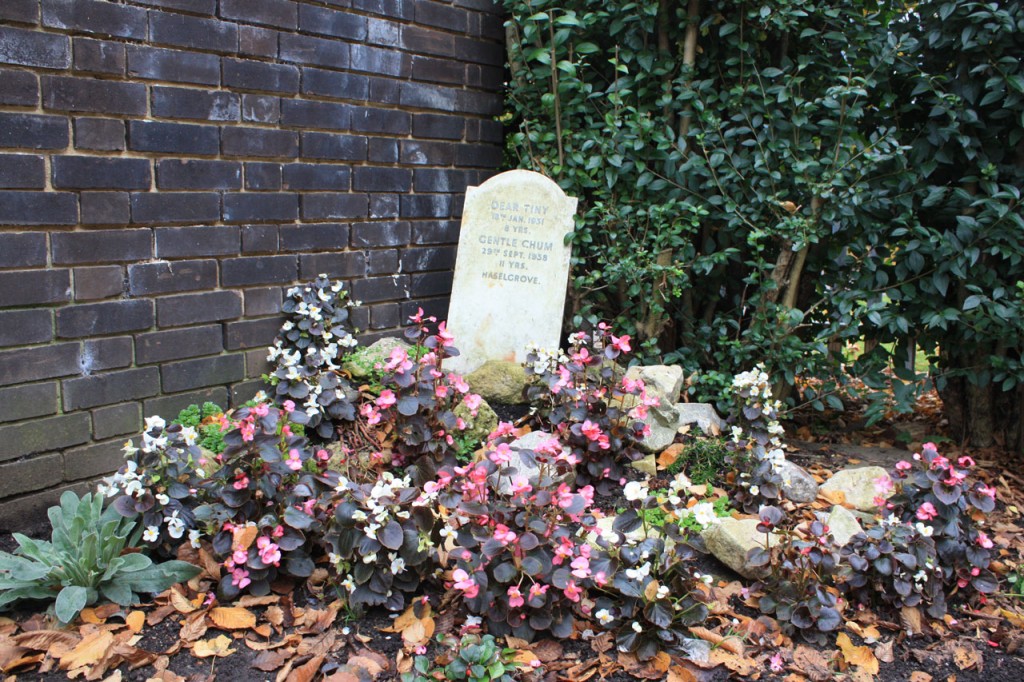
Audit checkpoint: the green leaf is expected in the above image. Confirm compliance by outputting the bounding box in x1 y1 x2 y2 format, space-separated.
962 295 984 311
55 586 89 623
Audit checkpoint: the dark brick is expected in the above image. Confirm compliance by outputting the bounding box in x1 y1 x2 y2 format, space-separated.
280 223 349 251
52 156 151 190
127 46 220 86
63 367 160 410
301 193 368 220
351 221 410 247
0 191 76 225
0 68 38 106
91 402 141 440
0 112 67 150
301 68 368 100
222 193 298 222
299 251 365 279
241 225 278 252
415 1 466 31
220 0 297 29
150 11 238 52
128 259 217 295
352 273 409 303
74 118 125 151
400 193 453 218
351 0 413 21
0 154 44 188
349 44 408 77
0 310 51 347
136 324 223 364
454 35 504 66
129 120 220 155
281 99 351 130
0 232 47 268
73 265 124 300
368 76 400 104
155 225 239 258
152 86 240 122
353 166 411 192
369 193 400 218
239 26 278 58
411 271 452 297
81 191 130 225
0 0 39 24
221 255 296 286
134 0 216 12
224 317 282 350
0 269 70 307
0 483 91 534
300 132 367 161
413 220 459 245
370 302 400 329
0 25 70 69
56 299 153 339
351 106 410 135
349 304 369 332
157 290 242 327
243 287 282 316
366 17 401 46
64 441 124 481
157 159 241 190
241 94 279 124
400 140 454 165
162 354 244 392
0 343 79 387
81 336 133 371
456 141 503 168
244 162 281 190
457 89 502 116
280 33 349 69
366 248 398 275
131 192 221 224
413 113 464 140
42 76 146 116
399 81 457 110
243 349 271 378
402 24 455 58
52 228 151 265
299 4 366 39
0 383 59 424
367 138 398 163
412 55 465 85
72 38 125 75
401 245 456 272
413 168 472 192
0 454 62 496
223 59 299 94
144 387 227 420
282 163 349 191
471 118 504 143
42 0 146 39
222 127 298 158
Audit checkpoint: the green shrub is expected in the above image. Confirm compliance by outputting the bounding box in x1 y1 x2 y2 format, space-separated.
668 437 729 485
0 491 199 623
174 401 228 453
403 634 517 682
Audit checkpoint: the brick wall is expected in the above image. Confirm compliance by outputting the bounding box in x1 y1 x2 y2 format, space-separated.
0 0 505 530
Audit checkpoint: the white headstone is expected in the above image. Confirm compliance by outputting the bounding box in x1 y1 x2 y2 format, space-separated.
445 170 577 375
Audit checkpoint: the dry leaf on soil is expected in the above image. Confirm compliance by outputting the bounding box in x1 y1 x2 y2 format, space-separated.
793 644 832 682
909 672 933 682
837 632 879 675
58 629 114 670
209 606 257 630
192 635 236 658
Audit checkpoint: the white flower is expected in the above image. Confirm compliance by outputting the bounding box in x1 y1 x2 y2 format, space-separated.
691 502 718 528
915 522 934 537
122 440 139 456
669 472 692 493
623 481 649 502
156 493 170 506
464 615 483 628
656 585 670 600
166 516 185 540
142 525 160 542
631 621 643 633
391 557 406 574
749 485 760 497
144 415 166 432
341 575 356 591
362 553 377 564
624 563 651 581
595 609 614 626
123 478 143 498
188 529 202 548
180 426 198 447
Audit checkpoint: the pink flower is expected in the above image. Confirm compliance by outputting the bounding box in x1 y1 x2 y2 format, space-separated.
252 403 270 417
489 422 515 439
375 389 397 409
507 586 525 608
493 524 517 546
570 555 591 579
232 549 248 564
580 420 603 442
563 581 583 603
231 568 251 590
977 484 997 500
528 583 549 601
610 334 631 353
770 652 785 673
424 471 453 494
359 403 381 425
462 394 482 413
958 456 976 467
315 449 329 462
448 374 470 394
977 532 994 549
510 477 532 497
436 321 456 347
233 474 249 490
257 537 281 565
452 568 479 599
874 475 894 495
435 384 449 399
384 347 413 373
282 400 295 413
489 443 513 466
895 460 912 472
409 307 425 323
916 502 938 521
286 448 302 471
272 525 284 538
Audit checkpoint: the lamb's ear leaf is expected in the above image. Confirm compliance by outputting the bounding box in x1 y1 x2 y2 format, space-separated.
55 585 89 623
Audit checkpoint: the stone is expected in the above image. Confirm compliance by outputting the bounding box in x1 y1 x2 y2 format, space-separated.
701 517 779 579
674 403 725 436
465 359 529 405
629 453 656 477
820 466 892 512
445 170 577 375
637 403 680 453
453 396 498 448
341 337 410 379
777 459 819 503
825 504 863 547
625 364 685 405
488 430 575 495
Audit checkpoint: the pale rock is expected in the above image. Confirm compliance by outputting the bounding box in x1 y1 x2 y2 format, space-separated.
637 403 680 453
777 460 819 503
674 403 725 436
629 454 657 477
820 466 893 511
341 337 411 379
701 517 779 579
825 505 863 547
488 430 575 495
466 360 530 405
453 397 498 449
625 365 685 405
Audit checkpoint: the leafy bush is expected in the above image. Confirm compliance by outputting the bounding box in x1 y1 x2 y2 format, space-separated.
724 366 789 513
668 437 730 485
404 634 518 682
266 274 361 440
0 491 198 622
173 401 229 454
524 324 653 493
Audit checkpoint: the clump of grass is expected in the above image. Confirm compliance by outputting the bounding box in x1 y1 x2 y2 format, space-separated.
667 436 730 486
173 402 228 453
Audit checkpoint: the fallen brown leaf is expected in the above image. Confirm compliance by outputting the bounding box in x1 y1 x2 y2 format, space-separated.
657 443 685 470
531 639 563 663
901 606 924 635
952 643 982 671
125 611 145 635
793 645 832 682
58 629 114 670
192 635 235 658
837 632 879 675
209 606 257 630
252 648 292 672
689 626 745 656
909 672 932 682
289 654 325 682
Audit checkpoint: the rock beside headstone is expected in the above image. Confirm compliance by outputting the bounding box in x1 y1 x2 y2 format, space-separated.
488 430 575 495
637 404 681 453
342 337 411 379
777 460 819 503
824 505 863 547
625 365 685 405
701 517 779 579
453 397 498 448
466 360 529 405
820 466 892 512
674 403 725 437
